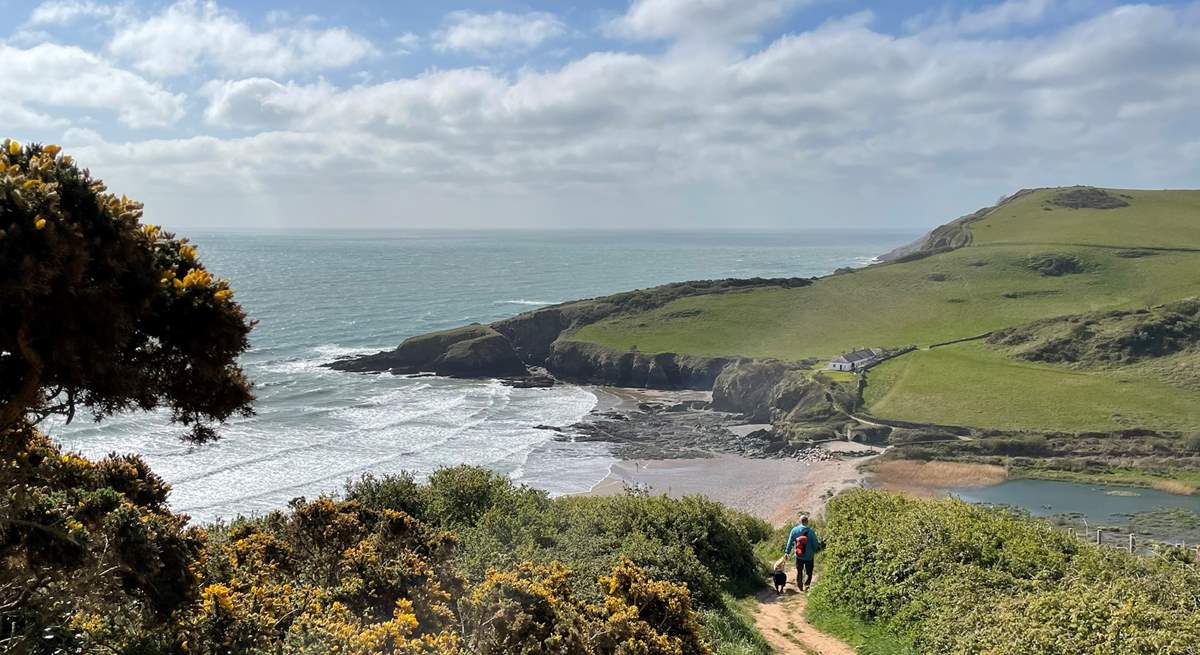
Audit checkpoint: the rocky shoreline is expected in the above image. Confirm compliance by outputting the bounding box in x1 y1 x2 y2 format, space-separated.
550 389 879 463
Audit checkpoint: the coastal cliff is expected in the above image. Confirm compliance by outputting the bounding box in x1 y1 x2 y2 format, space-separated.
327 276 811 388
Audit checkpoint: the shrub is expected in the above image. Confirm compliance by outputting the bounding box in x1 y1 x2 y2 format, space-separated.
811 489 1200 653
0 139 254 443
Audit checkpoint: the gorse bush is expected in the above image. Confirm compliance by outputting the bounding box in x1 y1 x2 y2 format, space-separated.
6 454 767 654
812 489 1200 654
1 428 205 653
1 140 254 653
0 139 254 442
0 144 767 654
348 468 771 606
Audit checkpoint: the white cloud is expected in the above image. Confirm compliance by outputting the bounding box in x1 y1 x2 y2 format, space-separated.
395 31 420 55
607 0 809 42
956 0 1058 33
7 1 1200 230
0 43 184 127
26 0 124 26
202 77 334 129
108 0 377 77
906 0 1099 36
433 10 566 55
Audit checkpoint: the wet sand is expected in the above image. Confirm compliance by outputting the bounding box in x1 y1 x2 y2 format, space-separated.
579 385 878 525
587 452 871 526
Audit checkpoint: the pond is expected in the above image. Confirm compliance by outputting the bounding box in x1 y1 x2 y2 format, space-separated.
948 479 1200 543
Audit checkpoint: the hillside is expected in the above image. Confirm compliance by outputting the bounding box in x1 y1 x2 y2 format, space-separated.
571 187 1200 360
567 187 1200 432
865 300 1200 432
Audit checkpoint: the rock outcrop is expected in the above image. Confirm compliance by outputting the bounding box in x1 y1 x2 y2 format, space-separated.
327 323 527 378
328 276 811 387
545 340 734 390
711 360 793 421
1048 186 1130 210
877 188 1039 263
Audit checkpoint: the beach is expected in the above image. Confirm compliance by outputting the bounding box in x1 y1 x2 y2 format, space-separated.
583 387 878 525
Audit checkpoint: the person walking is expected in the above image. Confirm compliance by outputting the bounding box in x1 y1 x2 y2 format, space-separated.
784 515 821 592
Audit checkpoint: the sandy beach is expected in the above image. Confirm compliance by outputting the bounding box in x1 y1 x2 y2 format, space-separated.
588 454 870 525
577 386 882 525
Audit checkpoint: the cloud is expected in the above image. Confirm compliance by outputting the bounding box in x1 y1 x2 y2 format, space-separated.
26 0 125 26
906 0 1098 36
107 0 377 77
202 77 334 129
395 31 420 55
433 10 566 55
0 43 184 127
956 0 1058 33
7 1 1200 230
607 0 808 43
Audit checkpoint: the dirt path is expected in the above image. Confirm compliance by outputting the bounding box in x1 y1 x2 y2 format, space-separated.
753 585 857 655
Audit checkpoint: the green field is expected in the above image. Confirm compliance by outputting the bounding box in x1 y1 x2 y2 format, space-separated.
569 187 1200 430
863 342 1200 432
572 189 1200 360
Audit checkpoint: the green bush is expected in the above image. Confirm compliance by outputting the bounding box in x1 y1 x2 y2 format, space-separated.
811 489 1200 654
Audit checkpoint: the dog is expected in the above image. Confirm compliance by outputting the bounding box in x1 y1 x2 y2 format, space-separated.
771 561 788 594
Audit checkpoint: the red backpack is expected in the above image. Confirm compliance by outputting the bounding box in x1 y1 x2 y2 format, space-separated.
795 534 809 557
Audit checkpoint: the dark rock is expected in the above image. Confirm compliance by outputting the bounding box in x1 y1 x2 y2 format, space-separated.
878 189 1044 263
711 360 792 421
501 367 558 388
666 400 709 412
1026 254 1086 277
1049 187 1130 210
545 340 734 390
326 323 527 377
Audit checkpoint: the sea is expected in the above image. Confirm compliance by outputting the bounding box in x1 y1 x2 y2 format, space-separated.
49 229 914 523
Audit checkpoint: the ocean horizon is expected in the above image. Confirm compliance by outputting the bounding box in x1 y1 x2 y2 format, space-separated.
49 228 917 523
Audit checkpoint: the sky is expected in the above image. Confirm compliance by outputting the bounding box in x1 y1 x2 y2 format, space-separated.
2 0 1198 231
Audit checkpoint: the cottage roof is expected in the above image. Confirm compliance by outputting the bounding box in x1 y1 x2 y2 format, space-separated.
835 348 882 363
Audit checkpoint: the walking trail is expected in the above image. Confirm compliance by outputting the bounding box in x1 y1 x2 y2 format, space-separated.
753 583 856 655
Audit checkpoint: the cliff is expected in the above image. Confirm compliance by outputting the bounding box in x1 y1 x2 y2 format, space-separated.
327 276 811 388
326 323 527 378
876 188 1039 263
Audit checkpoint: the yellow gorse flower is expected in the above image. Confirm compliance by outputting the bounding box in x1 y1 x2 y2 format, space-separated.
180 268 212 288
201 584 236 613
34 217 47 230
6 140 20 155
213 289 233 301
43 144 61 156
179 244 198 261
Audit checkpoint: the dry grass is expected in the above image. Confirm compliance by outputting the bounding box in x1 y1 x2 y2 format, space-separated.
873 460 1008 492
1151 479 1198 495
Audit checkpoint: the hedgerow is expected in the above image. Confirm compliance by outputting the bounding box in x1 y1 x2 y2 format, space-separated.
811 489 1200 654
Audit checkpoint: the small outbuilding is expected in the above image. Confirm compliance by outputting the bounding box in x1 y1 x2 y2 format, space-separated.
828 348 885 372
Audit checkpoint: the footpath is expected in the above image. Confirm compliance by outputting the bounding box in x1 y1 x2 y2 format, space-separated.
753 582 856 655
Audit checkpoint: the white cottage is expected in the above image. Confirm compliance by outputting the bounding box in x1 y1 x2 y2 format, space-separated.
828 348 885 372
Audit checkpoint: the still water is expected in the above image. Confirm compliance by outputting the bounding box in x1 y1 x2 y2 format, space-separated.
952 479 1200 536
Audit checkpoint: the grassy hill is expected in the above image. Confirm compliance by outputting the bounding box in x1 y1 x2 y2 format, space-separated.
569 187 1200 431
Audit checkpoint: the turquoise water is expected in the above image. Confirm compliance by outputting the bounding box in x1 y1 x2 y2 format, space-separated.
50 229 911 523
